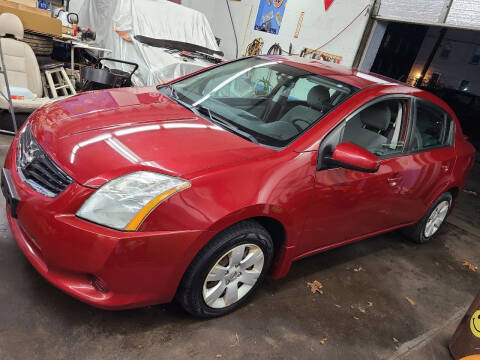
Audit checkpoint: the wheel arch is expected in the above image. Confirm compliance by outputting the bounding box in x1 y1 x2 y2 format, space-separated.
173 209 294 302
446 185 461 214
205 204 295 248
423 182 461 219
177 205 295 290
447 186 460 200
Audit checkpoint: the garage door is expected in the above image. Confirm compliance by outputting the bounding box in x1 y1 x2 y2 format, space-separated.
373 0 480 30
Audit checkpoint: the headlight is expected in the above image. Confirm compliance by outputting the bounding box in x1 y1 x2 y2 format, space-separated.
76 171 190 231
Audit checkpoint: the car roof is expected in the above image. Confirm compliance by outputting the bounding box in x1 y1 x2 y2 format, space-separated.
260 55 407 90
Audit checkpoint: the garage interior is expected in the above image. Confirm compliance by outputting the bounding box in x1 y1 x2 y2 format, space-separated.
0 0 479 359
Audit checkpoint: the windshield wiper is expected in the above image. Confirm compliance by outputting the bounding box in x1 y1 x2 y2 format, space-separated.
195 105 259 145
167 84 179 100
158 83 195 112
158 83 179 99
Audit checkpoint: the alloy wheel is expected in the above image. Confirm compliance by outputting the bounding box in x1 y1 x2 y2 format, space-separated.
202 243 264 309
424 200 450 238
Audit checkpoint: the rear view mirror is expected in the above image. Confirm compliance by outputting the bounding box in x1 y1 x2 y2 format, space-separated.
254 80 271 96
327 142 380 173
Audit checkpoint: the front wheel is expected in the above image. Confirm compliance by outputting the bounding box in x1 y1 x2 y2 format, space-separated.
403 192 453 244
177 221 274 317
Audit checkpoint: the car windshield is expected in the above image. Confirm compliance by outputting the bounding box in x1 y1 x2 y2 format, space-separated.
158 57 357 147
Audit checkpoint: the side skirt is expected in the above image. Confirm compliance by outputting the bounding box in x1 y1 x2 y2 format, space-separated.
292 221 419 262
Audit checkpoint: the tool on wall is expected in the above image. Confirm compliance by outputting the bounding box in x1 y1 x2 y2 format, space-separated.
245 38 264 56
266 42 297 56
267 43 282 55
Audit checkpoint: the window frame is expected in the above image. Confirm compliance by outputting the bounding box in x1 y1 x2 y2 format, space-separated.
403 97 455 155
316 94 415 171
469 46 480 65
341 95 414 160
163 56 360 149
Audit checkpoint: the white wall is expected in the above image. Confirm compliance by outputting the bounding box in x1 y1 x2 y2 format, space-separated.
181 0 372 66
67 0 84 14
408 27 480 95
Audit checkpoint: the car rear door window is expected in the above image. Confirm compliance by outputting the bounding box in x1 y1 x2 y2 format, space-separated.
411 101 454 151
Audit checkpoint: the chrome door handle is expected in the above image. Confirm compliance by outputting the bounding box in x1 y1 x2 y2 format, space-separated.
387 175 402 187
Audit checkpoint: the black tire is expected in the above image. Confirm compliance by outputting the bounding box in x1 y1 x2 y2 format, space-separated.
402 192 453 244
177 220 274 318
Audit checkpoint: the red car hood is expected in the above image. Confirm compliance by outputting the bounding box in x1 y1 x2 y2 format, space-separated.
29 87 274 187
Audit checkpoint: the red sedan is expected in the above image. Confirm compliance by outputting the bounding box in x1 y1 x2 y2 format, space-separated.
2 56 475 317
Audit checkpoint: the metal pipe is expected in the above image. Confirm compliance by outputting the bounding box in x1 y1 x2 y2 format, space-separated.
416 27 447 87
0 38 18 133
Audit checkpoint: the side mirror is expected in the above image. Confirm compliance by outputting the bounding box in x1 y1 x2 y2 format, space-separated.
327 142 380 173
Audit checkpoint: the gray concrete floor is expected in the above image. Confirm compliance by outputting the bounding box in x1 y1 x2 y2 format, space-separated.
0 133 478 360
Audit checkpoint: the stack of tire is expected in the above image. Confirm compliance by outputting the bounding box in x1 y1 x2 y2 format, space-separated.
23 32 53 56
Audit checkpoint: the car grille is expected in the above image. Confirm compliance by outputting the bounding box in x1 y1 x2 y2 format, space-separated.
16 125 72 197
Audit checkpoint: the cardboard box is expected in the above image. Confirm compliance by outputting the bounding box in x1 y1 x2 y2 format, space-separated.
0 0 50 16
0 0 61 36
62 25 74 36
9 0 36 7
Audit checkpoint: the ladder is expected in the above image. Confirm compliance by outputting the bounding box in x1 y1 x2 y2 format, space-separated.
44 67 76 98
0 38 18 135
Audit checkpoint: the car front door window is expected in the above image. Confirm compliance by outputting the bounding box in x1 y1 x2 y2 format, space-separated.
341 99 409 157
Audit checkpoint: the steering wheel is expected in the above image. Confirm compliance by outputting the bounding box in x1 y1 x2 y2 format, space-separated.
292 119 310 132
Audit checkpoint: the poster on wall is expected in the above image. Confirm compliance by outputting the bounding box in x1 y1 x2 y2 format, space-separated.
254 0 287 35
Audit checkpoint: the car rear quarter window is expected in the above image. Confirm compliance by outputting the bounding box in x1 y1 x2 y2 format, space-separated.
411 100 454 152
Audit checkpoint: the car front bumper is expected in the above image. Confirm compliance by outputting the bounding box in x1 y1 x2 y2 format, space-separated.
3 138 207 310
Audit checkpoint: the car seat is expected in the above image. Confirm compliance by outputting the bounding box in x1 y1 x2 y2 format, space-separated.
278 85 331 131
343 102 391 153
0 13 70 114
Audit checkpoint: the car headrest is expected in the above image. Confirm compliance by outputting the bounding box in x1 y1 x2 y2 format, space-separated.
0 13 24 40
360 103 391 131
307 85 330 110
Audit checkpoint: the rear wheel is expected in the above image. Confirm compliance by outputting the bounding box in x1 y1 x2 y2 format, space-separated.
403 192 452 244
177 220 274 317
